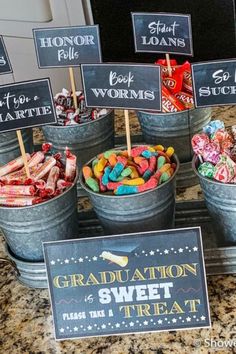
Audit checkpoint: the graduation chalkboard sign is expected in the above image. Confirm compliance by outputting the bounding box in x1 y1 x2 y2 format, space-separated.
33 25 102 68
192 59 236 107
0 36 12 75
132 13 193 56
0 79 57 133
43 227 211 340
81 63 161 111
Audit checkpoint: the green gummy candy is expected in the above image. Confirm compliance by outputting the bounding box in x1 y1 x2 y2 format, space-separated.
157 156 166 169
85 177 99 192
92 158 99 168
104 150 120 159
159 172 170 184
121 167 132 177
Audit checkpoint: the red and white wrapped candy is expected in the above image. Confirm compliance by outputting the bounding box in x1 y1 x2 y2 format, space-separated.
0 196 42 207
65 148 76 182
0 185 36 196
0 154 31 178
45 166 60 195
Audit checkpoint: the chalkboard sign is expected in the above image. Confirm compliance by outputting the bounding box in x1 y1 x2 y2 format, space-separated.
132 13 193 56
43 227 211 340
81 63 161 111
90 0 236 63
0 79 57 133
33 25 102 68
192 59 236 107
0 36 12 75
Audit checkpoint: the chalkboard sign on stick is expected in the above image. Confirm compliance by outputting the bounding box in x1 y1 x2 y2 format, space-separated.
132 12 193 56
33 25 102 68
0 36 12 75
43 227 211 340
81 63 162 111
0 78 57 133
191 59 236 107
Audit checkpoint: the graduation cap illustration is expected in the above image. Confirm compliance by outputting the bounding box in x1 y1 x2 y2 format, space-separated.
100 239 140 267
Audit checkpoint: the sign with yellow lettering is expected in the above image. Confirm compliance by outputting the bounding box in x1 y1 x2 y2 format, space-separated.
43 227 210 340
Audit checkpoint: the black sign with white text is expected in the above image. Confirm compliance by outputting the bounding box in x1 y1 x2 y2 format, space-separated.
132 13 193 56
43 227 211 340
0 79 57 133
81 63 161 111
33 25 102 68
0 36 12 75
192 59 236 107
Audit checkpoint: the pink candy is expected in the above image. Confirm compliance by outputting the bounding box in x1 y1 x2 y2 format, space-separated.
191 133 210 155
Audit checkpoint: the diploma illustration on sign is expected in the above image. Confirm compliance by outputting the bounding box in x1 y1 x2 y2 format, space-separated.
100 251 129 267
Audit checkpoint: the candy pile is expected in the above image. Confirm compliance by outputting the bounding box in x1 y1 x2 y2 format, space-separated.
0 144 77 207
54 88 108 126
192 120 236 184
82 145 177 195
155 59 194 113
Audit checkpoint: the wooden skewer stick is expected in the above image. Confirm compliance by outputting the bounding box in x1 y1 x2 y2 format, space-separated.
16 130 30 178
165 53 172 77
69 67 78 110
124 109 131 157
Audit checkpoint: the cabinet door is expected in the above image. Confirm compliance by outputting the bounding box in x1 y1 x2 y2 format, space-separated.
0 0 86 93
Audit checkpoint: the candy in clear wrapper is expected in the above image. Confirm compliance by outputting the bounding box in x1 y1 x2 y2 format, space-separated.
213 154 235 183
203 120 225 136
202 142 221 164
211 129 234 152
198 162 215 179
191 133 210 155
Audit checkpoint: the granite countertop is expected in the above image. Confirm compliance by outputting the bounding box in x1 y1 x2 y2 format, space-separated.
0 107 236 354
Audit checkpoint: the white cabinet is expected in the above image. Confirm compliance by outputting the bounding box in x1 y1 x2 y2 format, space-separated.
0 0 87 93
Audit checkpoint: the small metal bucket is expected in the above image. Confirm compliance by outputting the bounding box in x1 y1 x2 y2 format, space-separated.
0 173 79 261
0 129 34 165
193 155 236 246
80 148 179 235
137 108 211 163
42 110 115 169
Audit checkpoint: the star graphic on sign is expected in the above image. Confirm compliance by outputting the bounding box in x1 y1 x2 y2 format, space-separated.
78 257 83 262
73 327 78 331
64 259 69 264
59 328 64 333
200 316 206 321
178 248 183 253
129 322 134 327
50 260 55 265
143 321 148 325
115 323 120 328
193 247 198 251
186 317 191 322
101 324 106 329
157 319 163 324
172 318 177 323
92 256 98 261
149 250 155 255
87 325 92 330
164 249 169 254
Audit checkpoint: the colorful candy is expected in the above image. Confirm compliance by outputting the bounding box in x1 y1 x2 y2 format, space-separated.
83 145 176 195
192 121 236 184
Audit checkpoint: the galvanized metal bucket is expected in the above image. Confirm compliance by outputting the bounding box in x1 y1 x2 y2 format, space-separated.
0 173 79 262
42 110 115 169
137 108 211 163
193 155 236 246
5 245 47 288
80 148 179 235
0 129 34 165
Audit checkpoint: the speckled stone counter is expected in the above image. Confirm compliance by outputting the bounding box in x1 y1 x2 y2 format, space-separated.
0 107 236 354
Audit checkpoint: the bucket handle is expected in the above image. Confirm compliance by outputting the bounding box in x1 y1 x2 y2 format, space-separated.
0 257 20 276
